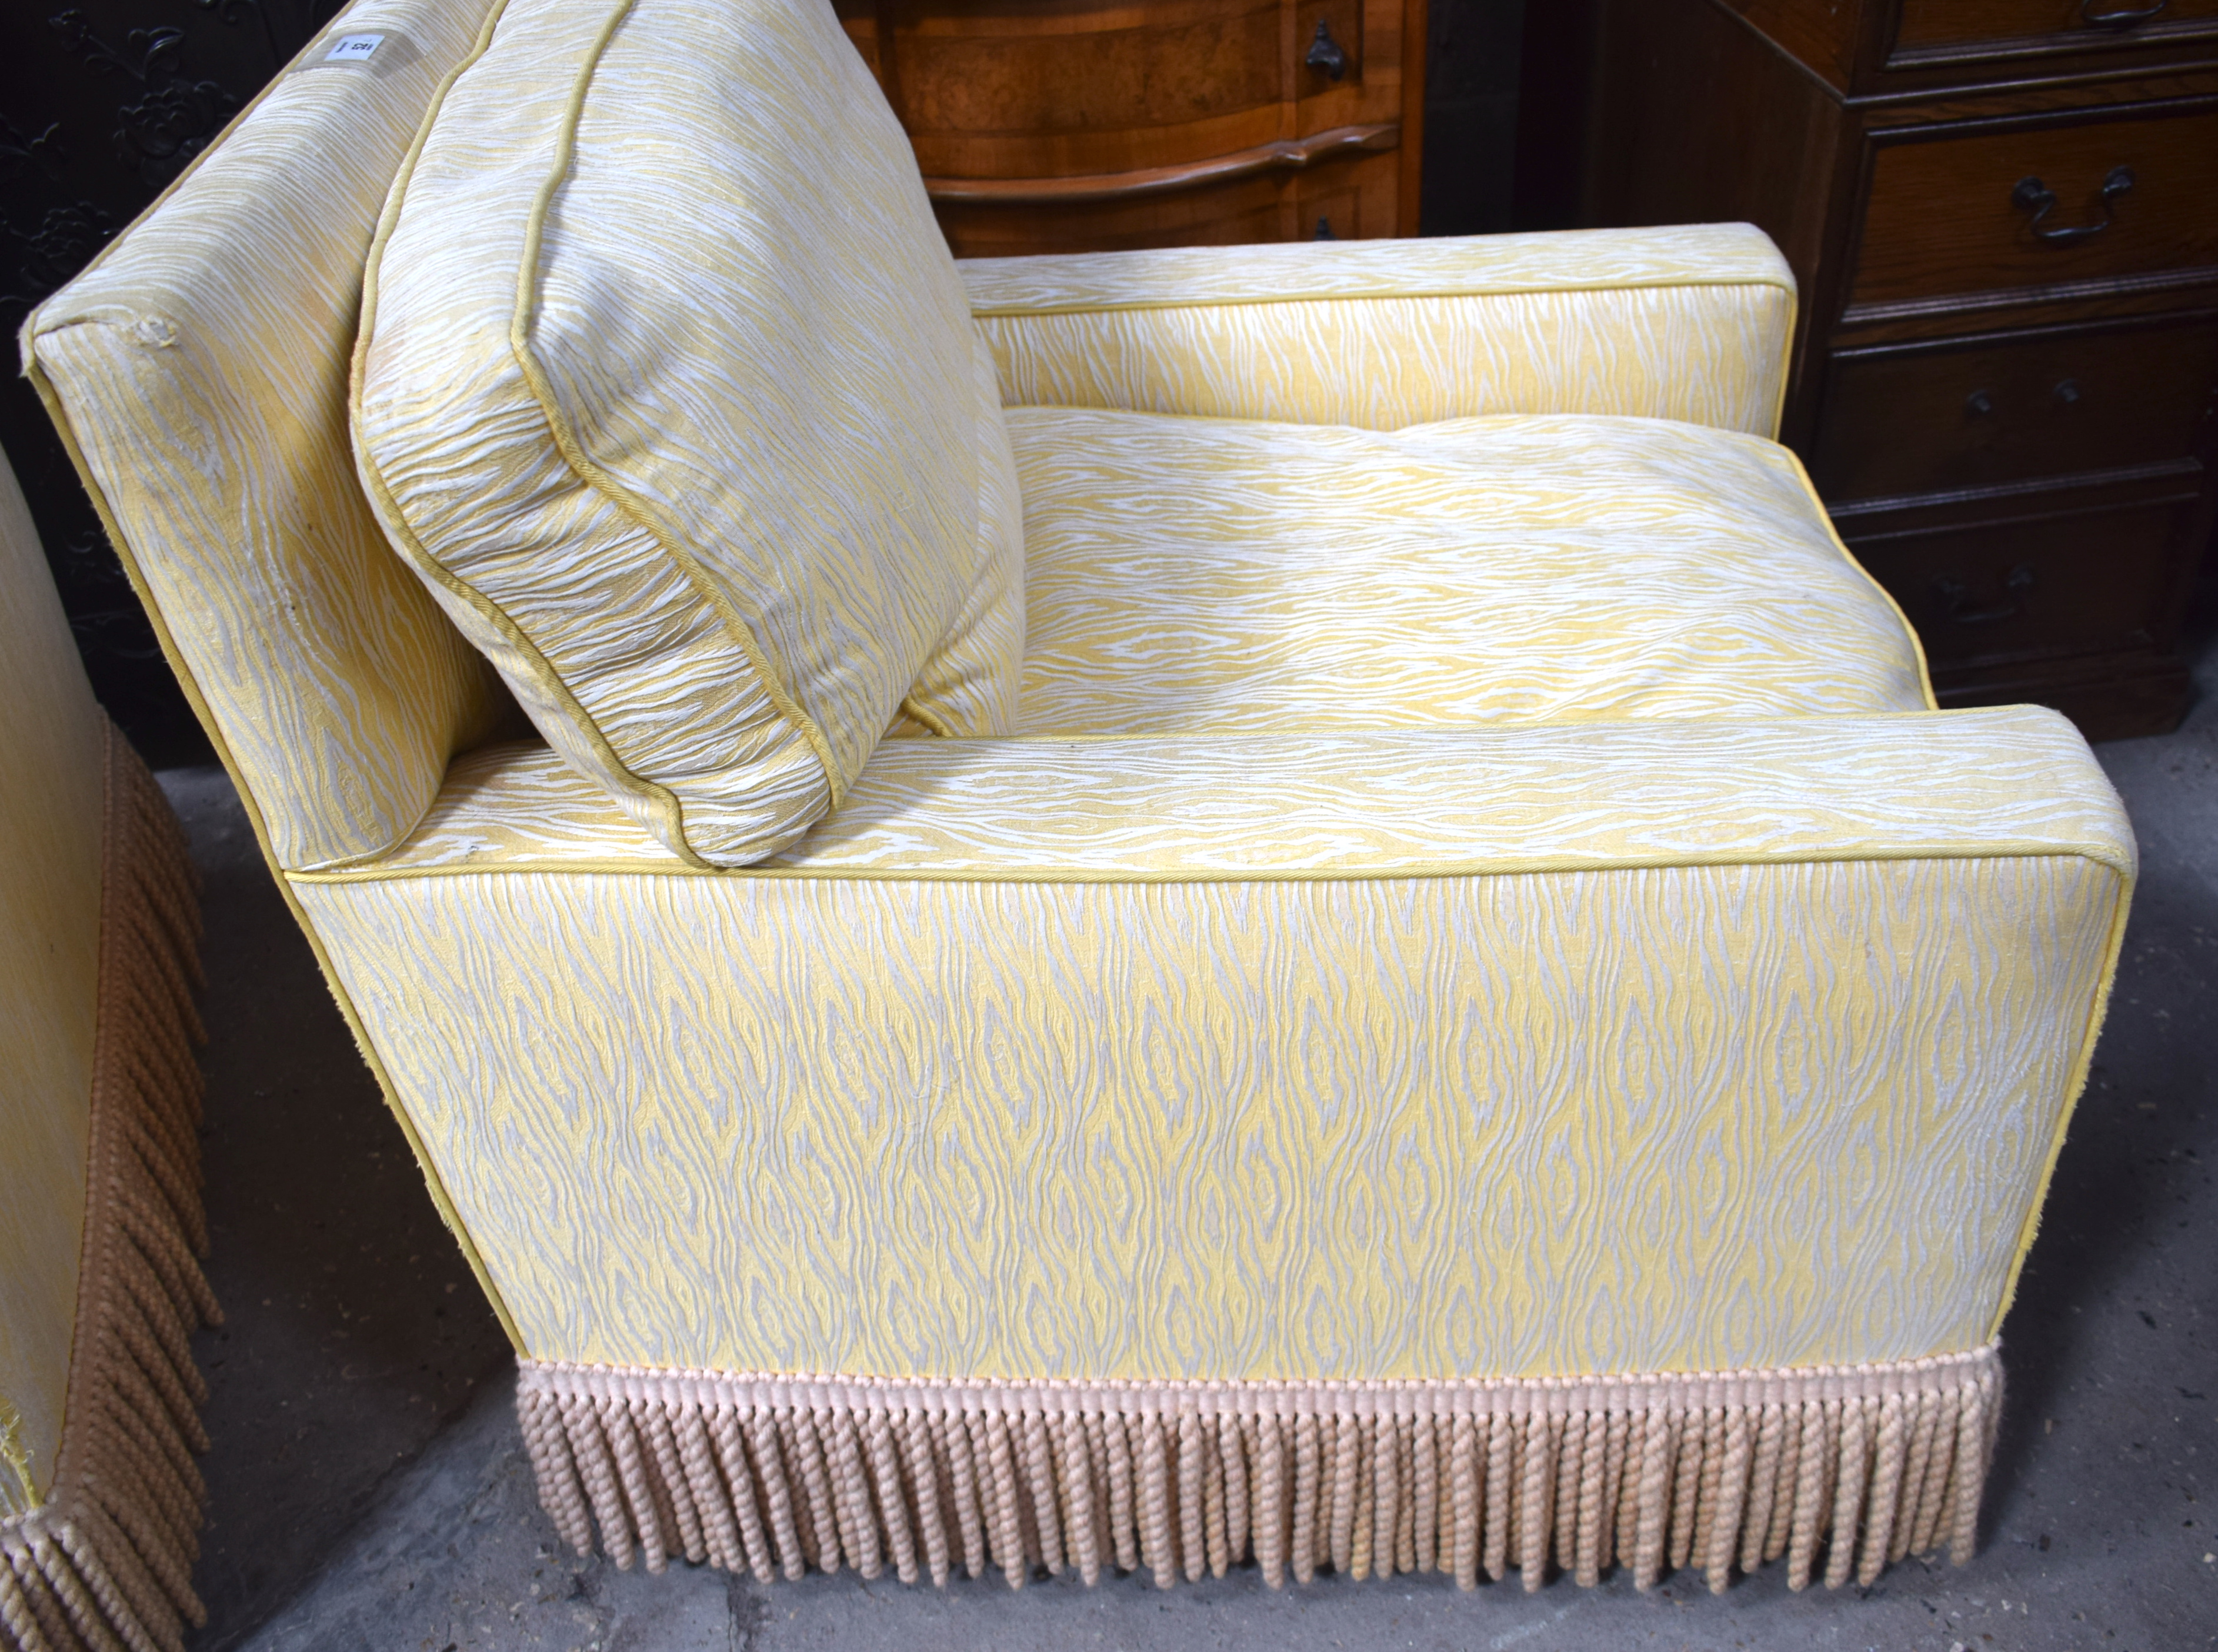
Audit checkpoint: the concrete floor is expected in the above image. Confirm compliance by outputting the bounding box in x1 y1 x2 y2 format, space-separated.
164 649 2218 1651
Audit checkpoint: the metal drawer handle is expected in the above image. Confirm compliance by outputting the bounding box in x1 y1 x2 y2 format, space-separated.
1306 19 1348 80
2079 0 2169 26
1935 564 2036 628
2012 165 2134 243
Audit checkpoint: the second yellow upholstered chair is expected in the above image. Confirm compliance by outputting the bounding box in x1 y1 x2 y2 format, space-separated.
1 453 216 1652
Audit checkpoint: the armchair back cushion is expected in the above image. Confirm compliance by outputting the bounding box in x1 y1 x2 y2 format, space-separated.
353 0 1025 867
23 0 513 873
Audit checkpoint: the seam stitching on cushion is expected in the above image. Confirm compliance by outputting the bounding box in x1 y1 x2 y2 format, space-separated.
962 273 1800 321
507 0 846 818
347 0 710 873
286 842 2138 887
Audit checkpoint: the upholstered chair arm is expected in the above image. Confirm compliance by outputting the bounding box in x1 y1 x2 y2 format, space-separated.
317 705 2124 888
291 706 2129 1381
959 223 1797 438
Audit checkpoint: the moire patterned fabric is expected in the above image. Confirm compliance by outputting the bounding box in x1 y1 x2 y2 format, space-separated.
353 0 1024 867
24 0 510 874
960 224 1795 435
292 704 2127 1377
22 0 2134 1596
1008 411 1926 736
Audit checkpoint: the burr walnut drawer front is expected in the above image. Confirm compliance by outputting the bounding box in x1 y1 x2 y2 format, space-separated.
836 0 1418 257
1845 499 2187 667
1892 0 2218 56
1847 101 2218 314
1812 319 2218 503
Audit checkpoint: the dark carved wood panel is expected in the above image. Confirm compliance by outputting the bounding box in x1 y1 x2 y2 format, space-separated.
1711 0 1864 86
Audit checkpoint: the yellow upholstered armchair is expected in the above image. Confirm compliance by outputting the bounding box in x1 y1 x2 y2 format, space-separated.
25 0 2129 1602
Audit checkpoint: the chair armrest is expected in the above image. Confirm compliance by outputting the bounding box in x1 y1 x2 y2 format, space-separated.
298 706 2128 887
959 224 1797 436
292 705 2132 1379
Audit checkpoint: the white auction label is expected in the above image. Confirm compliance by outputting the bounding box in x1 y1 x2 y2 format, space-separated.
325 33 384 62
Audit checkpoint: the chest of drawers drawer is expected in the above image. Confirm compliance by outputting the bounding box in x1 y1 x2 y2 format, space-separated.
1847 99 2218 318
1843 485 2196 669
839 0 1423 256
1892 0 2218 58
1812 317 2218 502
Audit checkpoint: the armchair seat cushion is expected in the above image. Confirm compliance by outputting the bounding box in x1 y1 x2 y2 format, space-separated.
1010 409 1929 736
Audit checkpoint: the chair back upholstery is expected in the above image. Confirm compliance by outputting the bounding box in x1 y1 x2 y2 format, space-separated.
25 0 511 872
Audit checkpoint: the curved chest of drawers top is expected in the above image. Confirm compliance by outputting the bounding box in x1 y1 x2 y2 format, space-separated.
836 0 1427 254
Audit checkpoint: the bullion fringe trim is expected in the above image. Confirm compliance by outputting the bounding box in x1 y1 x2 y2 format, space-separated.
518 1344 2001 1596
1 727 218 1652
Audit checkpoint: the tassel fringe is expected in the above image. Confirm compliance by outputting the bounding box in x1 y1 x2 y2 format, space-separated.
519 1345 2001 1595
2 727 216 1652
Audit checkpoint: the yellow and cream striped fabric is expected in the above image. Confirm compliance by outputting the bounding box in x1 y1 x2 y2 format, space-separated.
0 455 106 1512
300 706 2122 881
293 705 2132 1380
24 0 511 873
1009 411 1927 736
353 0 1024 869
18 0 2127 1457
960 225 1796 436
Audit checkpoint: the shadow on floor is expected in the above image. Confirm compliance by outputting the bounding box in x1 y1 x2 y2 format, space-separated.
166 771 512 1648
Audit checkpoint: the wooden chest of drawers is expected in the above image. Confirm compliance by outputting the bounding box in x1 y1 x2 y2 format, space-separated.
1582 0 2218 737
835 0 1427 257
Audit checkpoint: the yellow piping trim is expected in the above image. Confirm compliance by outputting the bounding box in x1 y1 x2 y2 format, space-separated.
1988 862 2136 1337
346 0 712 873
896 694 958 739
22 41 527 1360
288 842 2137 889
1778 445 1939 713
963 271 1802 321
506 0 846 809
